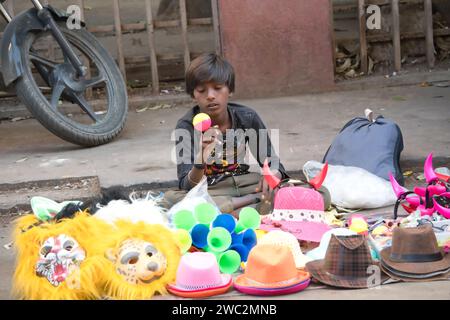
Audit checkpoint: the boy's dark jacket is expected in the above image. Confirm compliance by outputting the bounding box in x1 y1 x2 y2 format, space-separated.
175 102 288 190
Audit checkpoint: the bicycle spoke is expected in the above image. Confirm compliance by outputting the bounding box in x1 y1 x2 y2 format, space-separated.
50 82 66 110
32 61 51 86
71 94 100 122
85 74 106 88
29 53 59 70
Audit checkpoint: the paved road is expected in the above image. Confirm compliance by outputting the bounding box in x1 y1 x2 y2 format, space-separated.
1 85 449 188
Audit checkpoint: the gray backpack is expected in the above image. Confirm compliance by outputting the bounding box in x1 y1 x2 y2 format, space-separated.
323 110 404 185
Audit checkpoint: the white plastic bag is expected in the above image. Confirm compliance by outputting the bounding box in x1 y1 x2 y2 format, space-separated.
303 161 397 209
166 176 220 226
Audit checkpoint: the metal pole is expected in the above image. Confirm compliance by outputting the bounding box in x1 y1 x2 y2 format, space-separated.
0 4 12 22
31 0 44 10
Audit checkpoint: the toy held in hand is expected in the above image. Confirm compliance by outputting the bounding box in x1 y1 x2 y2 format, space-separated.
193 113 212 132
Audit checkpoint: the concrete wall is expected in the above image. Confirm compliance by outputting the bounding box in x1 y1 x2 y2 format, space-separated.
218 0 336 98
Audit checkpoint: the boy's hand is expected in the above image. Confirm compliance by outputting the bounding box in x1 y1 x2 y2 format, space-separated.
195 126 222 165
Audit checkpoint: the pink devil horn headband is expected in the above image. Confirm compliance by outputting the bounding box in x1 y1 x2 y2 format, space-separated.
389 172 408 198
263 159 281 190
308 162 328 190
424 153 438 184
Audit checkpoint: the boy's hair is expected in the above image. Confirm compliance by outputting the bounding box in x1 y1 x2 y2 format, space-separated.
185 53 235 97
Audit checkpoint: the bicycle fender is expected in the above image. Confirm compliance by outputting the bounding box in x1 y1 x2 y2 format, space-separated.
0 6 84 87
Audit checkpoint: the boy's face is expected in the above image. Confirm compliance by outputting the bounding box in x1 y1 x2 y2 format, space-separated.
193 82 230 119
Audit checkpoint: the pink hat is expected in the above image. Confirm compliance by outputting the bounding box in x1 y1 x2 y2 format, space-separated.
259 218 331 243
262 160 330 242
167 252 232 298
271 186 325 222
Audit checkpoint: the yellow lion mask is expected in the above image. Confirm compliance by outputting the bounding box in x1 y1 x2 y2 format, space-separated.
100 220 181 300
12 213 181 300
12 212 113 300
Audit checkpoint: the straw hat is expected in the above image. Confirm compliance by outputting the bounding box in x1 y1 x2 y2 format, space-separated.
258 230 312 268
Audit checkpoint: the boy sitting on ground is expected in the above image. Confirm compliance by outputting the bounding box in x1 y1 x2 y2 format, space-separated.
163 53 288 216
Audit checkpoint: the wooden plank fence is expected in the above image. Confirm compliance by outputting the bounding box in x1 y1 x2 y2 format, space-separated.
0 0 218 96
342 0 440 73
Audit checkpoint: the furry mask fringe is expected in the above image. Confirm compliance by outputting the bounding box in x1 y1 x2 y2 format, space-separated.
94 192 169 226
12 212 114 300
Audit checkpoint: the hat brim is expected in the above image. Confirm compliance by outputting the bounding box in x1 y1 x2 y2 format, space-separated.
234 278 310 296
259 220 331 243
306 260 376 289
234 270 310 290
380 260 450 282
167 274 232 298
380 247 450 275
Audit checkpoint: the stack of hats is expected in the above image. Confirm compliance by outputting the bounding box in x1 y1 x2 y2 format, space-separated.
380 225 450 281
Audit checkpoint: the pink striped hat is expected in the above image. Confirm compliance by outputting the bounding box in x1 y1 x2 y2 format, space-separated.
262 160 330 242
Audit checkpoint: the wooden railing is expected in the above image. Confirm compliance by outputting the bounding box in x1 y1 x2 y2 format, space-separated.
335 0 444 73
0 0 221 96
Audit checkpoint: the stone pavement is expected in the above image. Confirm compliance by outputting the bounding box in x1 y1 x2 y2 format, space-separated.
1 84 449 189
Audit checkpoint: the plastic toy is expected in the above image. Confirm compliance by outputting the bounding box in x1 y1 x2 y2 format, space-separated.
193 112 212 132
173 203 260 273
194 203 218 225
348 214 368 235
235 207 261 233
174 229 192 254
390 153 450 218
173 209 196 231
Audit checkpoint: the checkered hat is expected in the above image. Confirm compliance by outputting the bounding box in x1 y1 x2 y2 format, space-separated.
306 234 377 288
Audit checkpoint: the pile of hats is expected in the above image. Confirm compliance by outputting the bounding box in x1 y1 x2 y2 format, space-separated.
172 204 260 274
302 223 450 289
167 230 313 298
379 225 450 281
